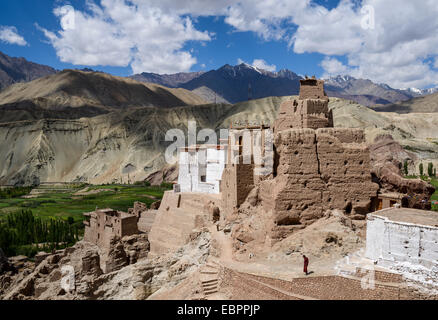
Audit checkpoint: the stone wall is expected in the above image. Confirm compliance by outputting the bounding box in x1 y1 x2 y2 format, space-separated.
220 268 438 300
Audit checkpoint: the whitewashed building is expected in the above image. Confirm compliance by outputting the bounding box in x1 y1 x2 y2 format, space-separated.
366 208 438 269
177 144 227 194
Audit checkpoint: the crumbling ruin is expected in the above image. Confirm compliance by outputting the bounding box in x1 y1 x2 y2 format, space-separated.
148 77 382 255
82 77 433 266
83 209 139 249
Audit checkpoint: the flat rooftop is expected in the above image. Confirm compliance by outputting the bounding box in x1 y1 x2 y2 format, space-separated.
370 208 438 228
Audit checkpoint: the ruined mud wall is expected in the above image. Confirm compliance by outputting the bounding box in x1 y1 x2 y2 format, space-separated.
274 99 333 132
121 216 139 237
317 128 378 215
221 163 255 213
302 100 333 129
299 79 328 100
148 191 218 256
260 128 378 242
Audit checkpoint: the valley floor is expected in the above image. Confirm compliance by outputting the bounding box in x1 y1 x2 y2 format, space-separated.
0 184 169 223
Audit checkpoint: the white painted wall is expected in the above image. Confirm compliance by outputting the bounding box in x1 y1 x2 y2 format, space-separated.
177 147 226 194
366 214 438 269
178 152 191 193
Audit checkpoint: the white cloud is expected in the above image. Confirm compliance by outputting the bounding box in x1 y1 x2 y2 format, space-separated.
39 0 438 87
252 59 276 72
0 26 27 46
40 1 211 74
290 0 438 88
225 0 438 88
320 57 352 78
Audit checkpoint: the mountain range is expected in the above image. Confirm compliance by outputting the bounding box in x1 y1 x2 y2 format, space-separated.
0 51 57 90
1 50 438 108
131 64 438 107
372 91 438 113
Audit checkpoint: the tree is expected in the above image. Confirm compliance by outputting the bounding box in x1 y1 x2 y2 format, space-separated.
434 168 437 178
428 162 434 177
419 163 424 176
403 160 409 176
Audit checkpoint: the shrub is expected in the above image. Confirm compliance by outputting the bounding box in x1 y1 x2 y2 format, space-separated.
403 160 409 176
428 162 434 177
160 182 173 190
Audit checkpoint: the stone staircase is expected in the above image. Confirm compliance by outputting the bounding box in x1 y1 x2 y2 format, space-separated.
200 261 222 298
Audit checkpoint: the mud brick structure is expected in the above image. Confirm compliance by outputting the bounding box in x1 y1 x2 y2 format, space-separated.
152 77 380 254
221 126 273 211
274 77 333 132
298 77 329 100
221 161 255 211
128 201 148 218
258 79 379 242
83 208 139 249
372 193 404 211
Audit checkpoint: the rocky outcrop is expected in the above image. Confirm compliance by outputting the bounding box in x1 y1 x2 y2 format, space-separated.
0 229 209 300
145 164 178 186
101 234 150 273
370 135 435 209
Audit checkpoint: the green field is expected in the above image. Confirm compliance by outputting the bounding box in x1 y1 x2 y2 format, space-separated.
0 184 170 223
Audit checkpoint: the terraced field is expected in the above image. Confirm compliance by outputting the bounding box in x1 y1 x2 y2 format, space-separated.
0 184 169 223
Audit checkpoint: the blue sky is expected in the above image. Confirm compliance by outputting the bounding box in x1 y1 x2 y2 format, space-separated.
1 0 437 89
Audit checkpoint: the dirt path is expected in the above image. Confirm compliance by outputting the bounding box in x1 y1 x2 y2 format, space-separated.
207 228 348 282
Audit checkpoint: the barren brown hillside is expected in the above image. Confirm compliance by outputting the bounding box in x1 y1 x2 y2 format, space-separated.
372 92 438 113
0 72 437 186
0 69 207 110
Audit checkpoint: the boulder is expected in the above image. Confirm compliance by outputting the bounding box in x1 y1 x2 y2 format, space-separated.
370 135 435 209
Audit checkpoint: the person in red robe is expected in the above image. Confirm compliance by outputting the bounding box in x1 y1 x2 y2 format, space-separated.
303 255 309 275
